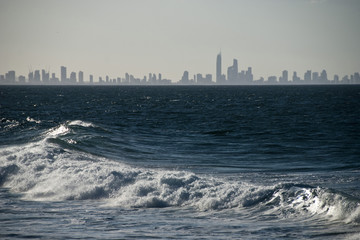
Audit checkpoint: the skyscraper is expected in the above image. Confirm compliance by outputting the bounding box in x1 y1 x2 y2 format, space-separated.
78 71 84 83
216 52 222 84
61 66 67 83
304 70 312 83
227 59 239 84
279 70 288 84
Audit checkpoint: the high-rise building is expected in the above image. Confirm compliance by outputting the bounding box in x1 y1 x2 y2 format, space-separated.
70 72 76 83
227 59 238 84
42 69 49 83
279 70 288 84
34 70 41 82
18 75 26 83
180 71 189 84
320 70 328 83
216 52 223 84
28 72 34 82
61 66 67 83
50 73 59 83
354 72 360 84
312 72 319 83
89 74 93 83
304 70 312 83
245 67 253 83
5 71 16 83
79 71 84 83
292 71 300 83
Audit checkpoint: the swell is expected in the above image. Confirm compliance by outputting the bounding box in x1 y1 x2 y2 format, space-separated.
0 122 359 225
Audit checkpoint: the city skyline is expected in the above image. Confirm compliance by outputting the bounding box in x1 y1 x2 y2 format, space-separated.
1 51 359 85
1 0 360 81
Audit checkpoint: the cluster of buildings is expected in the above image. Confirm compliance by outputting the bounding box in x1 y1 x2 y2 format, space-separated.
178 53 360 85
0 66 171 85
1 53 360 85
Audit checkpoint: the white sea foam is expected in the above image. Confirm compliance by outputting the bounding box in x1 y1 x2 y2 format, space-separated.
1 119 20 130
26 116 41 124
0 129 359 224
68 120 95 128
46 125 70 137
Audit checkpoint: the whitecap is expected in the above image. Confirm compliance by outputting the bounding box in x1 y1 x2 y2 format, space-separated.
68 120 95 128
26 117 41 124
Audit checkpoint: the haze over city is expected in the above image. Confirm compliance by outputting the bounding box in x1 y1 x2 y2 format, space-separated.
1 0 360 82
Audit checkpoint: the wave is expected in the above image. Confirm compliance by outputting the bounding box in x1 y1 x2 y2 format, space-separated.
0 122 359 225
0 118 20 130
26 116 41 124
68 120 96 128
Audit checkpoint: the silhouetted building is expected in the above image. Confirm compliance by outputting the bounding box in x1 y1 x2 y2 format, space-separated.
50 73 59 83
216 52 222 83
61 66 67 83
334 74 339 84
34 70 41 82
267 76 277 84
227 59 238 84
279 70 288 84
239 70 246 83
342 75 349 84
70 72 76 83
196 73 212 84
89 75 93 83
304 70 311 83
180 71 190 84
42 70 49 83
354 72 360 84
5 71 16 83
312 72 319 84
292 71 300 83
18 75 26 83
79 71 84 83
320 70 328 83
245 67 253 83
28 72 34 82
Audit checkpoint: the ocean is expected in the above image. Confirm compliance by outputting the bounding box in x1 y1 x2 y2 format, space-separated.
0 85 359 239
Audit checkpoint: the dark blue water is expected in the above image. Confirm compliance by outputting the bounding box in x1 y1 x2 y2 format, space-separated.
1 85 359 239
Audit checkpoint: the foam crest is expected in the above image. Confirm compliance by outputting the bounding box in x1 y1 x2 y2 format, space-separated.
46 125 70 137
68 120 96 128
0 138 359 224
26 116 41 124
264 184 360 224
0 118 20 130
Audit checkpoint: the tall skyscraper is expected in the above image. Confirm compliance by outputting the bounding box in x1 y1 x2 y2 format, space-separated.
245 67 253 83
279 70 288 84
227 59 239 84
78 71 84 83
320 70 328 83
216 52 222 84
34 70 41 82
70 72 76 83
304 70 312 83
61 66 67 83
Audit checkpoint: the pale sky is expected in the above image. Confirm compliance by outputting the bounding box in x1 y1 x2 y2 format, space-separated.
1 0 359 82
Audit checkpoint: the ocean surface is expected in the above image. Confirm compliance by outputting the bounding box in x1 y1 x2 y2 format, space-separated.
0 85 359 239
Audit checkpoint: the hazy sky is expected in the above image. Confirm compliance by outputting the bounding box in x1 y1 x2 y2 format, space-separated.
1 0 359 81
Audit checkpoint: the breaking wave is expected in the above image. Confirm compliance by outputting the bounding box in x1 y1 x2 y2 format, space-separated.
0 122 359 225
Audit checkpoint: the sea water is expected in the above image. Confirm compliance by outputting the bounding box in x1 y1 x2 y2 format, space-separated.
0 85 359 239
